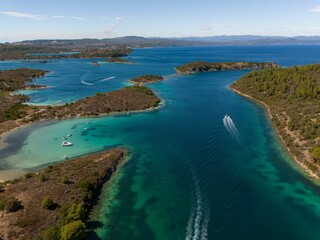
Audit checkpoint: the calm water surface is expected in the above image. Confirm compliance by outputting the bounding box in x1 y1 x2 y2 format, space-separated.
1 46 320 239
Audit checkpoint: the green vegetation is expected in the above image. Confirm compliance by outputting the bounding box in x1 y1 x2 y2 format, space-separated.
30 85 160 119
0 68 47 123
176 61 280 74
131 75 163 85
41 196 55 210
0 197 22 212
0 148 126 239
60 220 86 240
42 226 60 240
0 44 132 60
0 68 160 136
105 57 130 63
231 64 320 176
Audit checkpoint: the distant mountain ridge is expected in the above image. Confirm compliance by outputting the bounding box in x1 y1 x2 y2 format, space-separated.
8 35 320 48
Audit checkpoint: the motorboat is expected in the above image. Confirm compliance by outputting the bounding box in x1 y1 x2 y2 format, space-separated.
61 141 73 147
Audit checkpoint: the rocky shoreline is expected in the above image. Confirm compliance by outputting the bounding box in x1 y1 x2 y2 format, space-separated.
231 86 320 181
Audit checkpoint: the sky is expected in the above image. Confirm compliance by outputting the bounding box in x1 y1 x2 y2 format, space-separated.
1 0 320 42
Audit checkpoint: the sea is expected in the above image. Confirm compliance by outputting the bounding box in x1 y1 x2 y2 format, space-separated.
1 45 320 239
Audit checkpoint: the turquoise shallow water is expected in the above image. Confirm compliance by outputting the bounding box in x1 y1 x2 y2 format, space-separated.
1 46 320 239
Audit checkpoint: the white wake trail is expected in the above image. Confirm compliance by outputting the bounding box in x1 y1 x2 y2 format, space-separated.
185 207 195 240
192 177 203 240
186 167 210 240
97 76 116 83
223 116 232 136
200 204 210 240
226 116 239 136
81 80 93 86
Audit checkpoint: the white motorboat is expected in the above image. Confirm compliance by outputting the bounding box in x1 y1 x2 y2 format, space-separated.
61 141 73 147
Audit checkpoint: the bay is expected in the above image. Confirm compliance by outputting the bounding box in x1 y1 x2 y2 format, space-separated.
1 45 320 239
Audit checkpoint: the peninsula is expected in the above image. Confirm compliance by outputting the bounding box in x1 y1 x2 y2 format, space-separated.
130 75 163 85
0 148 127 240
0 68 48 125
175 61 280 75
231 64 320 178
0 68 161 136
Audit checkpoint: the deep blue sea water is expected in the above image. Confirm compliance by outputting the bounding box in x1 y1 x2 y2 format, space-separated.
1 45 320 239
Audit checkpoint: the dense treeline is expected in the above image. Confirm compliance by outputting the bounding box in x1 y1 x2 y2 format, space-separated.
176 61 280 74
0 45 132 60
232 64 320 175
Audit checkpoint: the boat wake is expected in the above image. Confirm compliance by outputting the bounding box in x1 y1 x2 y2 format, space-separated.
81 76 116 86
223 115 240 143
97 76 116 83
186 168 210 240
80 80 93 86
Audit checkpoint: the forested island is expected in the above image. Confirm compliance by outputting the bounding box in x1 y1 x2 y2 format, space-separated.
104 57 131 64
231 64 320 178
0 45 132 60
176 61 280 74
0 148 127 240
130 75 163 85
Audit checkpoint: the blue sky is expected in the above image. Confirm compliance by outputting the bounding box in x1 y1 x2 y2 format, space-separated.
1 0 320 42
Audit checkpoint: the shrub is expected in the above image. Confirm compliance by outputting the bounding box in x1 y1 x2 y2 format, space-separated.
38 174 48 182
2 197 22 212
24 172 35 179
43 226 60 240
0 200 4 210
60 175 70 184
60 220 86 240
313 146 320 161
59 203 85 225
41 196 55 210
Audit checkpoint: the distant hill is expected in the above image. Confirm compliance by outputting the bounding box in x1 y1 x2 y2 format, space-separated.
11 36 204 48
8 35 320 49
171 35 320 45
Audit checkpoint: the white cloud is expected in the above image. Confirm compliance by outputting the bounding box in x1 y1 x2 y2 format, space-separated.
99 16 110 20
51 15 85 20
0 11 47 20
310 6 320 12
0 11 85 21
115 16 124 21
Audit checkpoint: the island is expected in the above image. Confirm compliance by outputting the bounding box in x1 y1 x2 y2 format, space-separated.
231 64 320 178
175 61 280 75
104 57 131 64
130 75 163 85
0 68 161 136
35 85 161 120
0 45 132 61
0 148 127 240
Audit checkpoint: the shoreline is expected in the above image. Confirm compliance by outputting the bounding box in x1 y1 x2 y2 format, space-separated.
230 86 320 181
0 99 164 181
0 148 128 239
